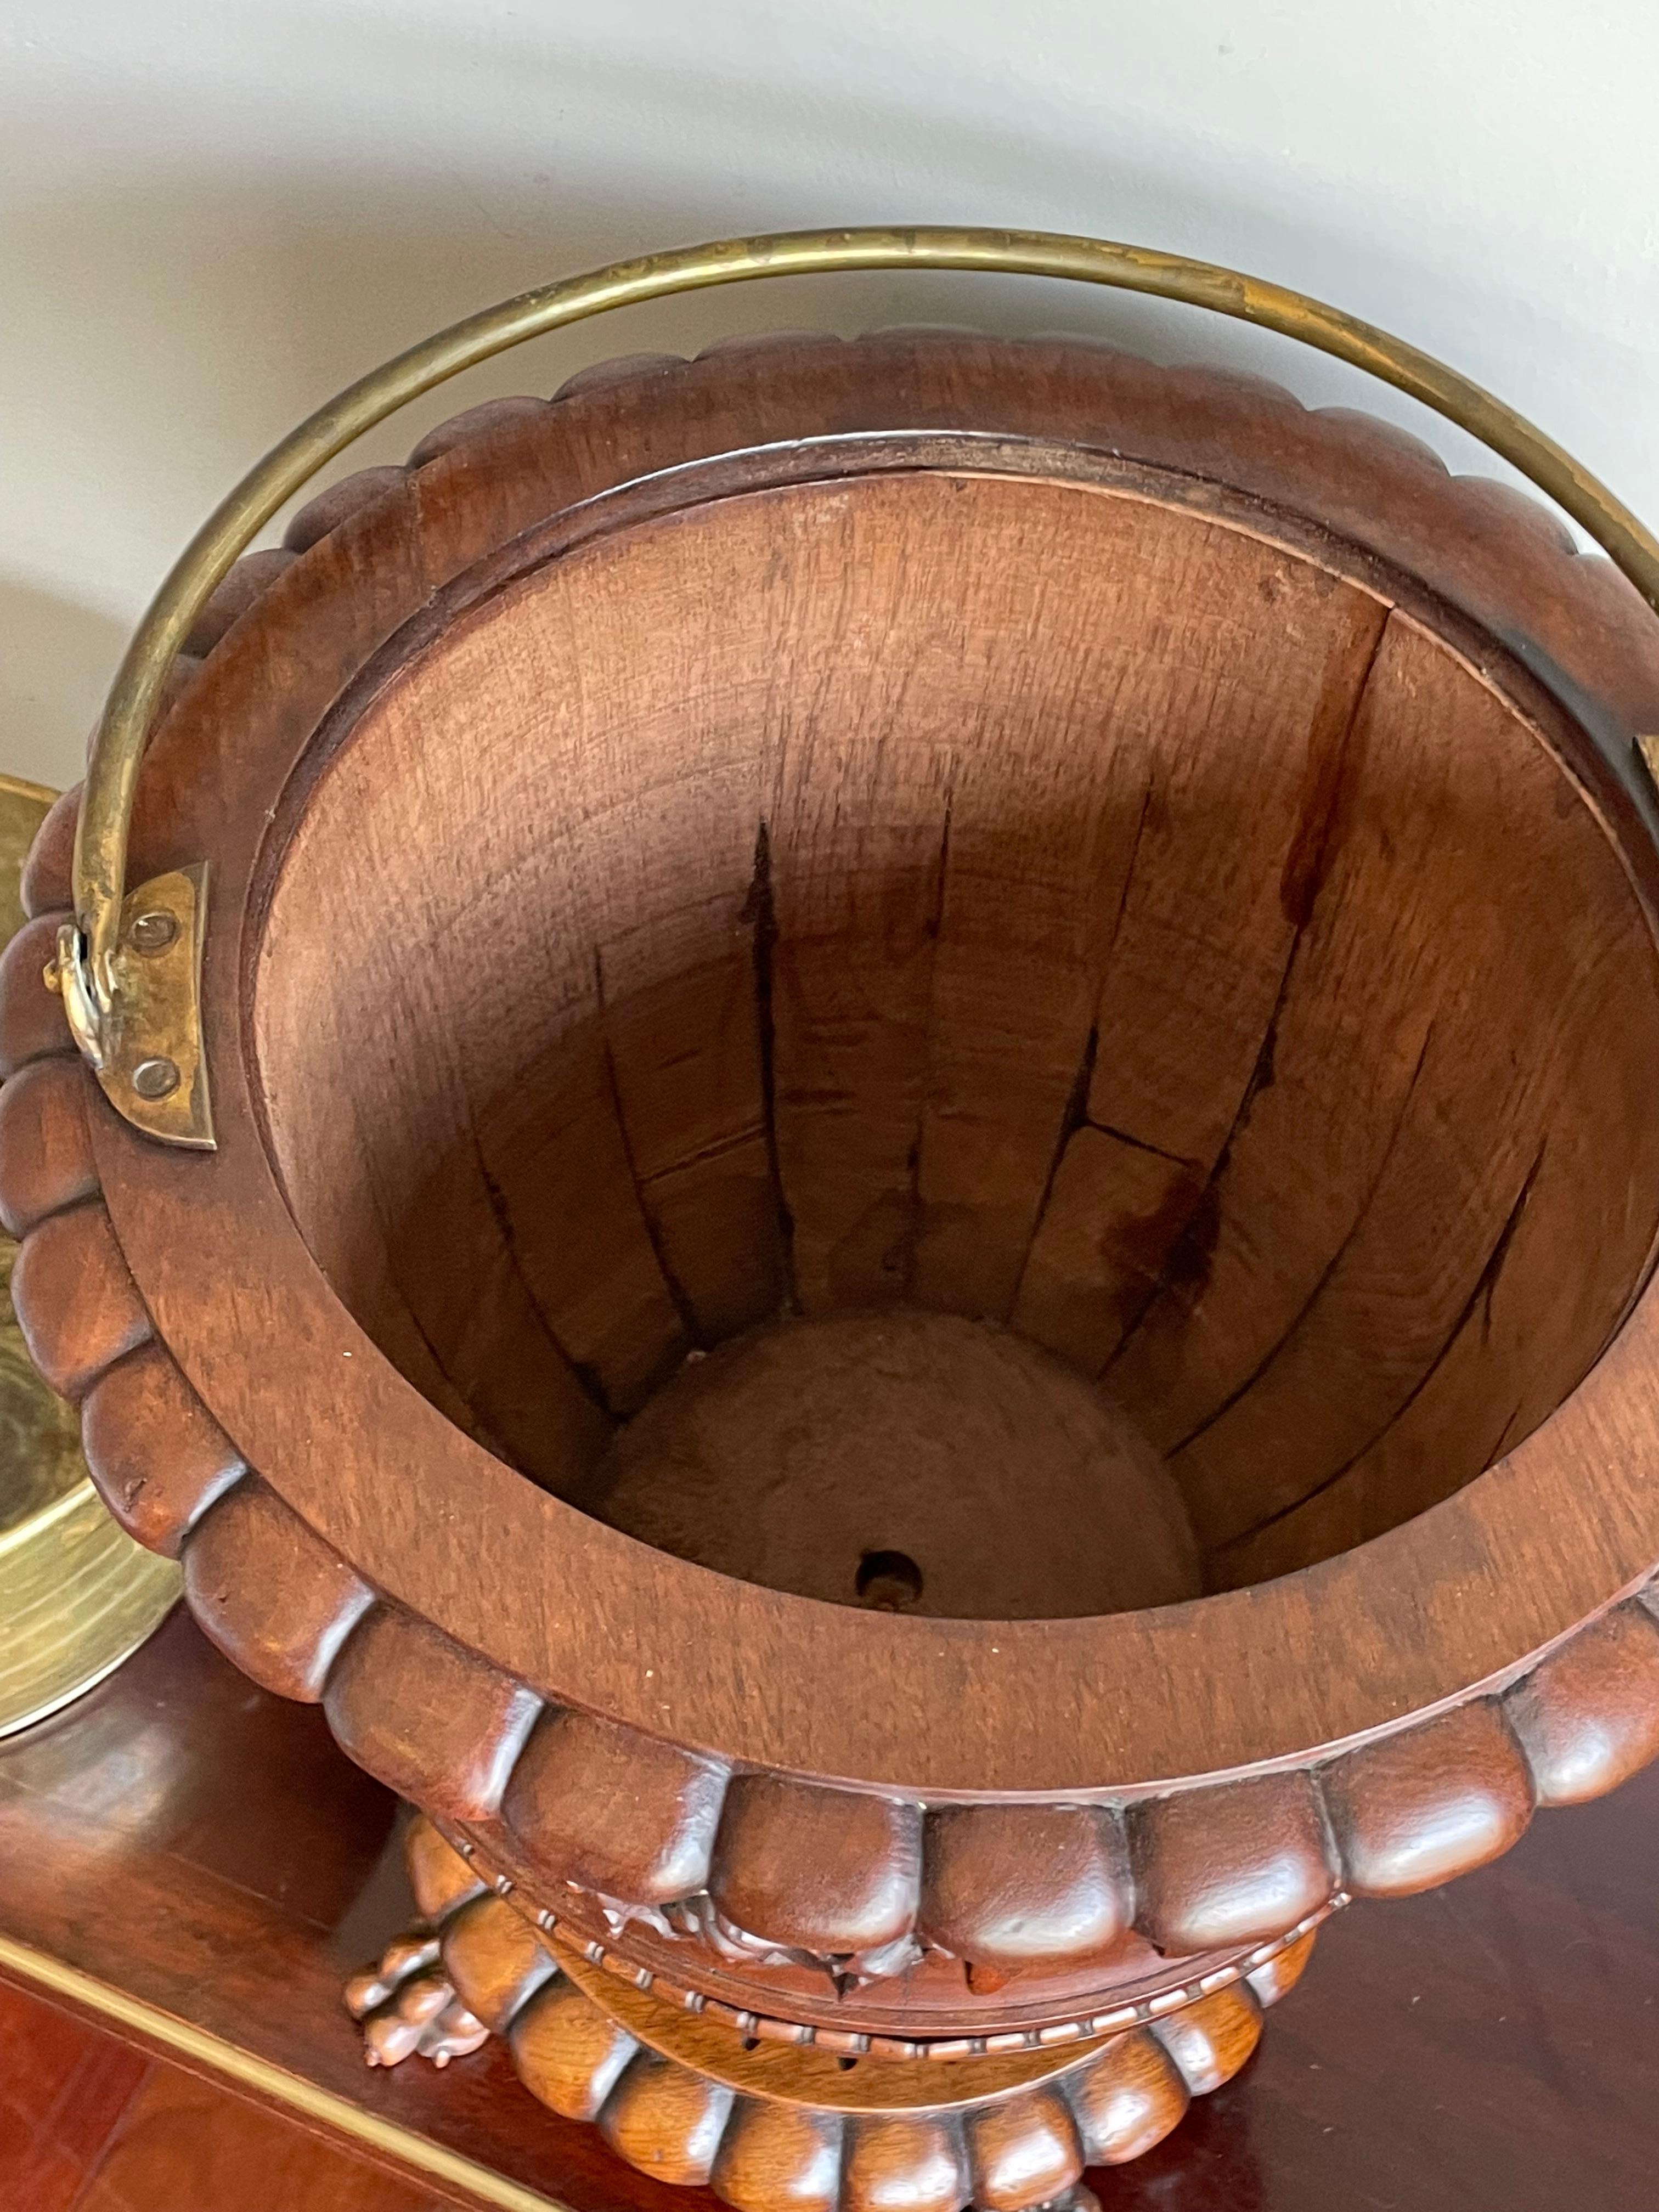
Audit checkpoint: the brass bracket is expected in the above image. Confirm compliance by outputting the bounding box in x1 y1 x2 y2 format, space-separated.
49 865 214 1150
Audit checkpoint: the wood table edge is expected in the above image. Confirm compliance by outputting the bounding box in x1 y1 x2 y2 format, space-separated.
0 1929 570 2212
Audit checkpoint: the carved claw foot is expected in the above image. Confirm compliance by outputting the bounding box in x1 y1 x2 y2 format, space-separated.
345 1925 489 2068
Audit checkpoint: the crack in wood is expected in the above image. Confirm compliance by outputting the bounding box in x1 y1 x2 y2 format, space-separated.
742 819 799 1314
1212 1138 1549 1559
1165 1019 1437 1459
1099 611 1391 1381
594 945 707 1352
469 1129 614 1421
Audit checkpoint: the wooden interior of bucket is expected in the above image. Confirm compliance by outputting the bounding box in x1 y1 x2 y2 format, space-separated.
251 465 1659 1619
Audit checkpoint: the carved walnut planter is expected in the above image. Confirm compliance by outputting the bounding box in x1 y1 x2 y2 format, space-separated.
8 232 1659 2211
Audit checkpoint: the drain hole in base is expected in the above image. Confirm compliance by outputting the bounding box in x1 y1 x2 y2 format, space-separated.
855 1549 924 1610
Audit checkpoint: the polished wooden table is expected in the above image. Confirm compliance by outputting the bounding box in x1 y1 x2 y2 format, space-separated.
0 1606 1654 2210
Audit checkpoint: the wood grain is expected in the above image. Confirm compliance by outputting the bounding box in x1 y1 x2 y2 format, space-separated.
710 2102 841 2212
12 1199 151 1400
5 1614 1659 2207
963 2089 1081 2209
1150 1984 1262 2096
1131 1778 1335 1954
80 1342 246 1556
1324 1702 1534 1897
501 1710 728 1905
183 1479 373 1702
1504 1601 1659 1805
1065 2030 1188 2167
600 2057 735 2190
839 2116 966 2212
708 1776 922 1956
441 1894 558 2035
917 1805 1130 1974
1109 612 1659 1553
977 529 1386 1337
324 1611 541 1824
69 2061 449 2212
248 452 1659 1594
0 1989 448 2212
0 1615 716 2212
0 1057 99 1235
511 1976 640 2124
0 1980 149 2212
16 332 1659 2067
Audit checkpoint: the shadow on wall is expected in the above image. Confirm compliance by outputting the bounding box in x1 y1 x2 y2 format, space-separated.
4 165 1232 569
5 23 1627 795
4 104 1585 573
0 579 127 792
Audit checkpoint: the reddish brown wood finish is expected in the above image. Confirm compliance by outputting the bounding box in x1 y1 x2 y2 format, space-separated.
183 1479 373 1702
1505 1597 1659 1803
1130 1777 1334 1955
0 913 77 1076
0 1615 731 2212
0 1991 448 2212
79 1342 245 1555
45 358 1654 1778
11 1200 150 1400
8 328 1659 2196
84 2068 448 2212
404 1816 1288 2208
1323 1703 1536 1899
917 1806 1130 1974
22 345 1659 1787
326 1611 541 1825
0 1980 152 2212
708 1777 922 1956
3 1613 1659 2209
0 1058 98 1235
504 1710 727 1907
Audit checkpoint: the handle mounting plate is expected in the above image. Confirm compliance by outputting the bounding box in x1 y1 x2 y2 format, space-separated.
52 865 214 1150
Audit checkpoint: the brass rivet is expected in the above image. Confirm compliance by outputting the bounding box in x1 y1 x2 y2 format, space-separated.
132 1056 180 1101
128 910 178 955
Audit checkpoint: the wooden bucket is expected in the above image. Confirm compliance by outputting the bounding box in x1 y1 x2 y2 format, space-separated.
8 231 1659 2210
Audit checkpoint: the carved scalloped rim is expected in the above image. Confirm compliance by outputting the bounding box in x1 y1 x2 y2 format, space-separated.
415 1817 1278 2203
18 324 1659 949
8 340 1659 2010
18 1136 1659 2001
430 1818 1336 2062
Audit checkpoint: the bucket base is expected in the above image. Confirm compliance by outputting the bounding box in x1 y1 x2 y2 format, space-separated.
579 1308 1198 1620
351 1816 1313 2210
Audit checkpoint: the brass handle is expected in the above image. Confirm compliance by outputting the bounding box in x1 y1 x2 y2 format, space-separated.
57 224 1659 1148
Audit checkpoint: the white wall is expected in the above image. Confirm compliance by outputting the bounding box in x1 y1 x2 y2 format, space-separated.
4 0 1656 788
